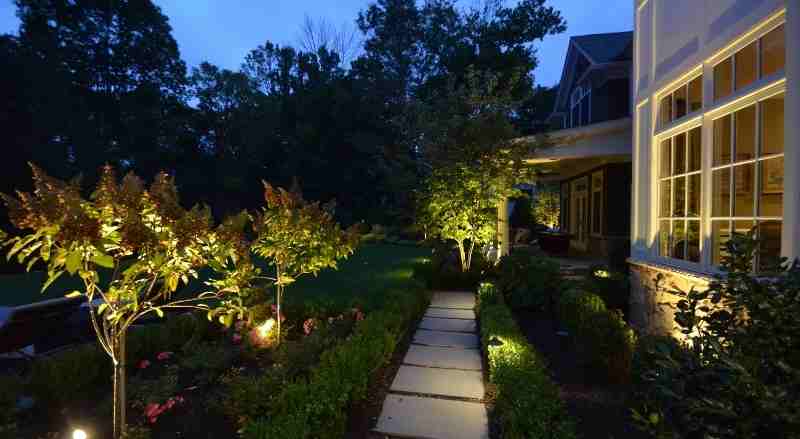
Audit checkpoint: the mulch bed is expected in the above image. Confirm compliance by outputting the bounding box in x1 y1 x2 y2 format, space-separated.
513 309 645 439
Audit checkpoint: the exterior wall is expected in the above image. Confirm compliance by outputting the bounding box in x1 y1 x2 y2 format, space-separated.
631 0 794 334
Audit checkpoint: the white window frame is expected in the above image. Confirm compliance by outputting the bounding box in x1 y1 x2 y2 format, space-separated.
649 13 787 274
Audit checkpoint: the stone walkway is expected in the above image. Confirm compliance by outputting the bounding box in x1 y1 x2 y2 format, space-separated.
374 291 488 439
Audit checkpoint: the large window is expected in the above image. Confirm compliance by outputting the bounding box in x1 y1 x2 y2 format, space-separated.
711 94 784 269
659 128 702 262
591 171 603 235
713 24 785 102
570 85 591 128
659 75 702 127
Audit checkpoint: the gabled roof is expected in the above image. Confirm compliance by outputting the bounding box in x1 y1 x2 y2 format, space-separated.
572 31 633 64
550 31 633 117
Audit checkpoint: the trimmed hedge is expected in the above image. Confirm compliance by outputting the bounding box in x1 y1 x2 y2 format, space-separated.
242 287 429 438
477 282 576 439
557 288 606 334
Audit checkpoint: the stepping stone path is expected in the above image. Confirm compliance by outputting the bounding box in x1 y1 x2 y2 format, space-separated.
375 291 488 439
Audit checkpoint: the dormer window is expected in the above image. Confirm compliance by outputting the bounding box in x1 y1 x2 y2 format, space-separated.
570 84 591 128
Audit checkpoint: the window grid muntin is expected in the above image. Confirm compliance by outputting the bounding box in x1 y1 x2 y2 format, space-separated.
710 95 784 268
659 74 703 129
658 128 703 262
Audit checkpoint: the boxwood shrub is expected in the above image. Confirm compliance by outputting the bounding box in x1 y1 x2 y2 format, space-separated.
242 287 429 438
557 289 606 334
478 282 576 439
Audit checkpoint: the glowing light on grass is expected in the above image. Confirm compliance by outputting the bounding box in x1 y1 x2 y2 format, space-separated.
257 318 276 339
594 269 611 278
73 429 88 439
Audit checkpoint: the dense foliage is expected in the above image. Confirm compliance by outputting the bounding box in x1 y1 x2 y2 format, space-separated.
251 182 359 341
532 185 560 229
477 282 577 439
0 164 255 437
632 232 800 438
242 287 429 438
495 250 560 310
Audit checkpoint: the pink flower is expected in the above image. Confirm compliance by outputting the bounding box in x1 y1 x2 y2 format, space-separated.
234 320 246 331
156 351 173 361
232 333 243 344
303 318 316 336
352 308 365 321
138 359 151 369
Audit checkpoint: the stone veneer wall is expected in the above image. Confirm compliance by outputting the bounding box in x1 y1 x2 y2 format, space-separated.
628 261 711 337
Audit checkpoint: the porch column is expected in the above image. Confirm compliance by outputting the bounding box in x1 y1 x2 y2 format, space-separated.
497 198 510 259
783 0 800 262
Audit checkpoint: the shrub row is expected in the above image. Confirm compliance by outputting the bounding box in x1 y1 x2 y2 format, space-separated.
557 288 635 384
242 286 430 438
476 282 577 439
495 251 560 310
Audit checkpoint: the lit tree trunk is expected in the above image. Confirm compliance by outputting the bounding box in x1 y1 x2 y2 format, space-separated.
457 242 468 273
112 329 127 439
466 241 475 272
275 264 283 344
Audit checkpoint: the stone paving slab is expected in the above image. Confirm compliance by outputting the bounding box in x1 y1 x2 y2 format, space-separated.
430 292 476 309
413 329 479 349
375 394 489 439
391 364 484 399
403 344 482 370
425 307 476 319
419 316 476 333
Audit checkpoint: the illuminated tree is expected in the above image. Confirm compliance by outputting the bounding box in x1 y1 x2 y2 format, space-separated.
251 182 359 342
1 164 254 439
533 186 560 229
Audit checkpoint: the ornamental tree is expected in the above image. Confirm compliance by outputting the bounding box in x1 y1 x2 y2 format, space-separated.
1 164 255 439
251 182 359 342
533 185 560 229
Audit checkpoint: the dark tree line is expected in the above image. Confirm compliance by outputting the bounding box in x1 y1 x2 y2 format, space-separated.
0 0 564 233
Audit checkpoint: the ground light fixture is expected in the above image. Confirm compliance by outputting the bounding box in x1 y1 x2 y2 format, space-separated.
72 428 88 439
257 318 276 339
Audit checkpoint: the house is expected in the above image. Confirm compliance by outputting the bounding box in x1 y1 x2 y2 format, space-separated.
513 31 634 267
629 0 796 335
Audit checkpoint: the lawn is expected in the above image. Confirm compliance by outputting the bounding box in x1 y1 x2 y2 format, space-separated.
0 243 430 308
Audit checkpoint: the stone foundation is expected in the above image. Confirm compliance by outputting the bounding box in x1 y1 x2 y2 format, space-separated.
628 259 711 337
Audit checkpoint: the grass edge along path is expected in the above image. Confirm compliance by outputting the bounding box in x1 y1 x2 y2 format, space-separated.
477 282 578 439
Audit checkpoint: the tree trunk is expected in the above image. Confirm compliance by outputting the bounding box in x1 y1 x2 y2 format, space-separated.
457 242 467 273
112 331 127 439
275 264 283 345
466 241 475 272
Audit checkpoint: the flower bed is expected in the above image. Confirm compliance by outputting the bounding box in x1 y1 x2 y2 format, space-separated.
240 286 429 438
476 282 577 439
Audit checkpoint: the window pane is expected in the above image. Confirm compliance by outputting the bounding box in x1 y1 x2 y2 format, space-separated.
687 221 701 262
714 115 732 165
674 133 686 175
735 42 758 90
761 94 784 155
672 220 686 260
733 163 755 217
712 168 731 217
660 139 672 177
734 105 756 162
712 220 731 265
761 24 785 77
659 220 671 257
660 95 673 126
714 58 733 101
674 176 686 217
734 220 755 236
688 173 701 217
688 127 702 172
758 220 782 271
580 97 590 126
674 86 687 119
759 156 783 217
592 191 602 234
688 76 703 112
660 180 672 217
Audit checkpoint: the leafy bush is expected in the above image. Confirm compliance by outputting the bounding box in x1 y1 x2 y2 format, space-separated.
631 233 800 439
575 309 635 384
0 374 21 436
496 250 560 310
557 289 606 334
241 287 429 438
27 344 110 410
178 341 234 386
477 281 500 306
477 282 576 439
584 266 630 314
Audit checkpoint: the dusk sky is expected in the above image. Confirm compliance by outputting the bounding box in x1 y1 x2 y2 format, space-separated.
0 0 633 86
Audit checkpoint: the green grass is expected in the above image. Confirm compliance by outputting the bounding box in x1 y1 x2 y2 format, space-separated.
0 243 430 308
